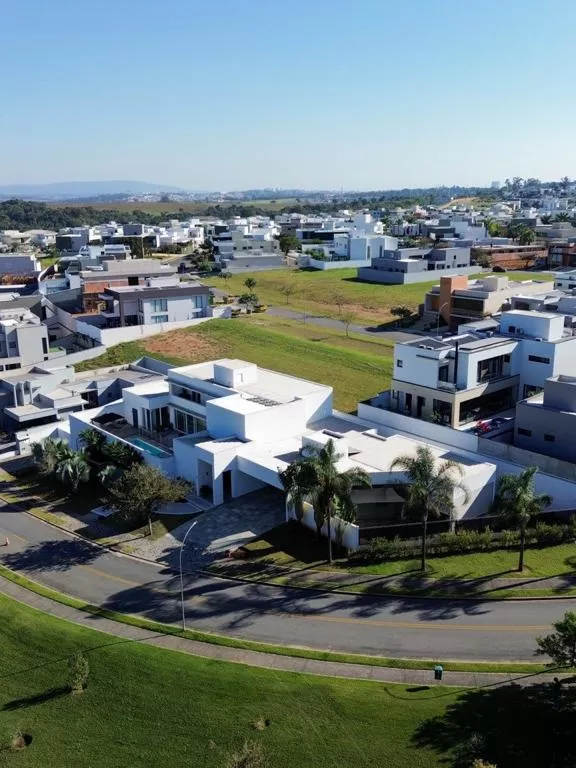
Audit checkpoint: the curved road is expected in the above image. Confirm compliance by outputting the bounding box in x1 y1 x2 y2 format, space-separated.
0 504 570 662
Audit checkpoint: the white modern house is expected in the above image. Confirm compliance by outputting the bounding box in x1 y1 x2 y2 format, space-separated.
67 358 497 532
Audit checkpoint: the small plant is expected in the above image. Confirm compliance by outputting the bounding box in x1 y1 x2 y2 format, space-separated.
472 760 498 768
68 651 90 693
251 716 270 731
9 729 31 750
226 740 267 768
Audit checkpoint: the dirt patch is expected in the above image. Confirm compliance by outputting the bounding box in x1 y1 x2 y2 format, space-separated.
143 329 221 363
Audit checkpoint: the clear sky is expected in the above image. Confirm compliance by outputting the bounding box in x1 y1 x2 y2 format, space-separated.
2 0 575 190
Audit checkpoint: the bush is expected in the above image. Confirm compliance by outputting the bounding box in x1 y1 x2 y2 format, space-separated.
68 651 90 693
534 521 570 546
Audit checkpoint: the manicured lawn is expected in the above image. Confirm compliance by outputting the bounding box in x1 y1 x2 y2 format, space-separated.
205 269 550 324
242 523 576 595
0 594 449 767
76 317 393 412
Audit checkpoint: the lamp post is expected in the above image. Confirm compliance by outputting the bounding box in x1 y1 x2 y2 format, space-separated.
436 302 449 337
179 519 198 632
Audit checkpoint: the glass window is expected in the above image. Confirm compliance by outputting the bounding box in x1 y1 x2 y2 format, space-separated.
528 355 550 364
544 434 555 442
396 359 403 368
150 298 168 313
518 427 532 437
151 314 168 324
173 409 206 434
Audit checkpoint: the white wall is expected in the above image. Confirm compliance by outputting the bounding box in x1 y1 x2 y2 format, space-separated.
287 501 360 550
75 315 217 346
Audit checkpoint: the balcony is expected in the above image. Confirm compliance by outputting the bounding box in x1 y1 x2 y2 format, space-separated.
91 415 178 452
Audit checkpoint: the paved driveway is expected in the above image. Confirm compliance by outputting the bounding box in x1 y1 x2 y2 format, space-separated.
160 488 285 569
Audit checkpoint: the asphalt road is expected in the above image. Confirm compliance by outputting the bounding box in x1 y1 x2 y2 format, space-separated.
267 307 417 342
0 504 570 662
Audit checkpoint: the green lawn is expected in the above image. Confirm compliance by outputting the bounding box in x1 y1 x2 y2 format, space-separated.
0 594 450 767
76 317 393 412
205 269 551 325
241 523 576 597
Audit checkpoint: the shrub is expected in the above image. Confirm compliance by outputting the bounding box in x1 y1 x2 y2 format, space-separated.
533 521 569 546
226 740 267 768
68 651 90 693
499 529 520 549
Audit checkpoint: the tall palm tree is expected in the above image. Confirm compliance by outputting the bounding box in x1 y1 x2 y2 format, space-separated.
279 460 317 524
391 446 468 572
491 466 552 572
56 453 90 493
555 212 571 222
102 440 142 469
280 439 371 563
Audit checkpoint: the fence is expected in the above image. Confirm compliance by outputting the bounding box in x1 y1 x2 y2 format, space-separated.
286 501 360 550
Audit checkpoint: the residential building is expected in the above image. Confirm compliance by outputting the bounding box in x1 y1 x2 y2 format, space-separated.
68 358 495 524
382 310 576 428
424 274 555 329
79 259 177 312
0 307 65 372
515 375 576 461
549 242 576 268
553 270 576 291
0 253 41 276
98 282 210 328
357 246 475 285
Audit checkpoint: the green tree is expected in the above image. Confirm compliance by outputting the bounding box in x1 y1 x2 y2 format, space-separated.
390 306 413 327
507 223 524 241
540 214 552 225
390 446 468 572
108 463 190 536
340 309 356 337
536 611 576 667
31 437 73 476
518 228 535 245
555 212 571 222
491 466 552 572
197 258 212 273
102 440 143 470
238 292 259 309
278 282 297 304
79 428 107 462
485 219 503 237
278 233 301 256
244 277 257 291
219 271 232 288
279 459 318 523
331 291 348 316
280 439 371 563
57 453 90 493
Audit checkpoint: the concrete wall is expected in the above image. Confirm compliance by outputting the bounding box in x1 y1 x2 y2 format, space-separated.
515 401 576 462
357 266 477 285
75 314 222 346
287 501 360 550
306 257 371 271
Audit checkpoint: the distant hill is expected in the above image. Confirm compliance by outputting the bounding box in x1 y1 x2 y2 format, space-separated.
0 180 185 201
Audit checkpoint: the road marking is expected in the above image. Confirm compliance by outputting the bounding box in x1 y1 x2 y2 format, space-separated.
278 612 548 632
0 529 27 544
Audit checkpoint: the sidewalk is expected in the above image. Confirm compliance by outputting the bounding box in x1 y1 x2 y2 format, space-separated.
0 574 566 689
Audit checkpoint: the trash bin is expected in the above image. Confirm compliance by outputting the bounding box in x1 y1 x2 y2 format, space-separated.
434 664 444 681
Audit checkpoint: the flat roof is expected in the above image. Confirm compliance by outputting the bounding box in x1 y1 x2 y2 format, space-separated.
503 309 560 319
458 336 514 351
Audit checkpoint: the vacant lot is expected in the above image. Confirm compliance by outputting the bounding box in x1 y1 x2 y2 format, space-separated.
48 198 301 213
0 594 448 768
206 269 549 325
77 317 393 412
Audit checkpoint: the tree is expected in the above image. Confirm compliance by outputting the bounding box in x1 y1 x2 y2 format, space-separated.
101 440 142 470
79 428 107 462
391 446 468 572
108 463 190 536
57 453 90 493
279 459 318 523
555 212 571 222
540 214 552 225
244 277 257 291
331 291 348 316
278 282 297 304
278 233 301 256
536 611 576 667
485 219 503 238
340 309 356 337
219 271 232 288
280 439 371 563
491 466 552 572
31 437 73 476
238 292 259 310
197 258 212 273
390 306 412 327
518 228 535 245
507 223 524 241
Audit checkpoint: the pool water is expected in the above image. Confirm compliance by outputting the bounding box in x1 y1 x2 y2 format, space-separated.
131 437 171 458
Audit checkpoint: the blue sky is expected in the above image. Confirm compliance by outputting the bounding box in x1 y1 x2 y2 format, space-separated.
2 0 575 190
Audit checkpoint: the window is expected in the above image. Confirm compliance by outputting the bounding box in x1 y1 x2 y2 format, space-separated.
523 384 542 398
150 298 168 313
396 359 403 368
544 434 555 442
528 355 550 364
508 325 516 333
503 354 511 363
151 314 168 324
42 338 48 354
518 427 532 437
173 409 206 434
8 342 16 350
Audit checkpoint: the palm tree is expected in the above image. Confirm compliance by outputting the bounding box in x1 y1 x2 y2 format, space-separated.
57 453 90 493
98 464 119 488
491 466 552 572
79 428 107 461
281 439 371 563
31 437 73 475
279 460 317 523
391 446 468 572
102 440 142 469
555 212 571 222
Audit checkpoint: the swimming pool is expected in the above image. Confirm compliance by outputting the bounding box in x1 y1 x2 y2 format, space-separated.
131 437 171 458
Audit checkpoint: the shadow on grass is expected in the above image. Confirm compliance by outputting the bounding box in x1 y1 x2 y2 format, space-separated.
413 680 576 768
2 686 69 711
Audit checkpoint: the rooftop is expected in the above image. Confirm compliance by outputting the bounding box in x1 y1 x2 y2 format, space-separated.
503 309 560 320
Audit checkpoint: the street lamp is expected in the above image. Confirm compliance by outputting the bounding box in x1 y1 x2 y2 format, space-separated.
179 519 198 632
436 302 449 337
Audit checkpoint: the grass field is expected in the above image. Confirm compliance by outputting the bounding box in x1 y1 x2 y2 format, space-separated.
76 316 394 412
48 198 300 214
205 269 551 325
0 593 450 767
